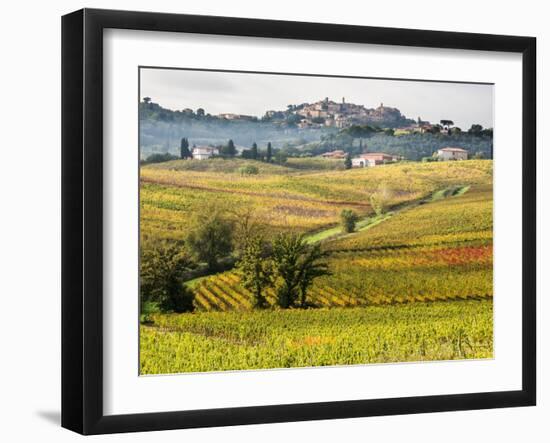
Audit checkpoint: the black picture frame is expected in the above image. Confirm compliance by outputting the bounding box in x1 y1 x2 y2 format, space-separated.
62 8 536 435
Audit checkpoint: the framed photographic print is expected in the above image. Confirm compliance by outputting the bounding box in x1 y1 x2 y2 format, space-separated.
61 8 536 435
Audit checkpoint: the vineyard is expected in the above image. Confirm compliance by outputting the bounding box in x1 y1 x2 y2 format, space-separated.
189 182 492 310
140 300 493 374
140 159 492 242
140 158 494 373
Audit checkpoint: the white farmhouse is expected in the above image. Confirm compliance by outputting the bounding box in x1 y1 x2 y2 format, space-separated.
352 152 400 168
192 146 219 160
352 157 369 168
437 147 468 161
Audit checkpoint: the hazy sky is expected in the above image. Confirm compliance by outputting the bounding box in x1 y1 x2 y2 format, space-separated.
140 68 494 129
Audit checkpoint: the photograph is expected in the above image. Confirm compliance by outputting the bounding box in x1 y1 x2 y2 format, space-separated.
138 67 495 375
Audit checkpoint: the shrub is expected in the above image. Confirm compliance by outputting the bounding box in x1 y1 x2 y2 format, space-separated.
239 164 259 175
340 209 359 233
142 152 179 164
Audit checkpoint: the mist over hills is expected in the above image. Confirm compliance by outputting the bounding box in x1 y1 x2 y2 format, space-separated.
139 98 493 161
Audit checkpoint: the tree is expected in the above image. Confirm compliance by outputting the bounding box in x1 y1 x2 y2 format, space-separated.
237 235 273 308
221 139 237 157
344 152 352 169
286 114 303 126
140 241 195 313
271 233 305 308
266 142 273 162
370 183 394 216
142 97 152 104
231 208 262 257
274 150 287 165
187 212 234 271
196 108 205 117
340 209 359 233
271 233 329 308
251 142 258 160
180 137 191 159
297 243 329 308
468 124 483 135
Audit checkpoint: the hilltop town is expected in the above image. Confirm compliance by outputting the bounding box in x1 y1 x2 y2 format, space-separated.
262 97 413 129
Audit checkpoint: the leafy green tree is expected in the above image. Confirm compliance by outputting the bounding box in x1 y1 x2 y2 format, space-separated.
286 114 303 126
468 124 483 135
142 97 151 104
271 233 329 308
237 235 273 308
340 209 359 233
187 212 234 271
196 108 205 117
344 152 352 169
266 142 273 162
251 142 258 160
140 242 195 313
180 137 191 159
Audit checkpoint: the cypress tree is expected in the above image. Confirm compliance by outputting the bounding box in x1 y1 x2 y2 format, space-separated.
266 142 272 162
180 137 191 159
344 152 352 169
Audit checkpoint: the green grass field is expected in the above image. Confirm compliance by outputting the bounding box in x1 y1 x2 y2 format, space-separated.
140 158 493 374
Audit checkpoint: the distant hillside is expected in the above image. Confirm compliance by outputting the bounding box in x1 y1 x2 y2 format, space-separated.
139 100 330 156
139 99 492 161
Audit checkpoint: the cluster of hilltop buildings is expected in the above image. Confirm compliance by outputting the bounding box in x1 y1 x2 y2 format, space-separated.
215 97 465 136
215 97 409 129
292 97 407 129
